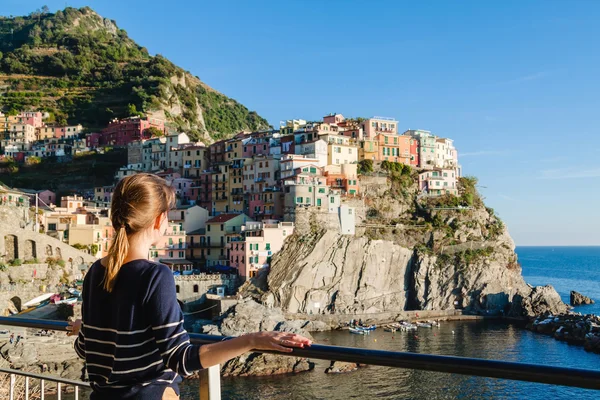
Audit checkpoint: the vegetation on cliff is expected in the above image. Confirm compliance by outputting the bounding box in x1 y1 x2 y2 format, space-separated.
0 7 270 141
0 147 127 195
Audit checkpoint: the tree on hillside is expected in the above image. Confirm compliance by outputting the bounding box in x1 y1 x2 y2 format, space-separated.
42 5 50 14
145 126 164 138
127 103 143 117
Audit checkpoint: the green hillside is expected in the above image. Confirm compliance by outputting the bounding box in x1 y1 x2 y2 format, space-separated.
0 6 270 142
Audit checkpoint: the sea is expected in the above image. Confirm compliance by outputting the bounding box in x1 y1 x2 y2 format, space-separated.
179 246 600 399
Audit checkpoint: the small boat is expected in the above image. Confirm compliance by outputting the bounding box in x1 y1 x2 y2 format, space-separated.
416 322 432 328
22 293 55 308
68 288 81 296
352 324 376 331
349 327 370 335
56 297 78 305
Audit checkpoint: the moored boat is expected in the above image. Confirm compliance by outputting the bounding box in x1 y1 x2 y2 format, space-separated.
349 327 370 335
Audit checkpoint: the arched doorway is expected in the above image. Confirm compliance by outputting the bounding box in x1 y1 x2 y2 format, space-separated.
24 240 36 260
4 235 18 260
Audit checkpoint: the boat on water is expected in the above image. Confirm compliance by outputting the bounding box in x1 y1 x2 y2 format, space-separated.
68 288 81 296
22 293 55 308
350 324 376 331
416 322 433 328
349 327 370 335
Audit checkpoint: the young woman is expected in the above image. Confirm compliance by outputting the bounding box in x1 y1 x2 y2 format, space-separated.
67 173 311 399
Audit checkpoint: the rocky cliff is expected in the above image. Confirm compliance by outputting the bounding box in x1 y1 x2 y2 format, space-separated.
262 172 567 318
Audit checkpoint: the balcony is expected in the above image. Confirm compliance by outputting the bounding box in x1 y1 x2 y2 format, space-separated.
163 230 186 236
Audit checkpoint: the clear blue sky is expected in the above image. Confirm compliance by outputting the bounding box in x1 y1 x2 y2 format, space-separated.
3 1 600 246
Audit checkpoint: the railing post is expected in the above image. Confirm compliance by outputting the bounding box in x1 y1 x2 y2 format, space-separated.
41 379 45 400
9 373 15 400
25 376 29 400
57 382 61 400
199 364 221 400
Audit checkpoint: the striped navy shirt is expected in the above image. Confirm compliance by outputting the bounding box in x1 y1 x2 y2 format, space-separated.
74 259 202 399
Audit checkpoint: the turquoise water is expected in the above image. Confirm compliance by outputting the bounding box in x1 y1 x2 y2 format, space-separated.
178 246 600 399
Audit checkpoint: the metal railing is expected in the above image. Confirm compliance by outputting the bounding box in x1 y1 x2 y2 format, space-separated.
0 366 89 400
1 317 600 400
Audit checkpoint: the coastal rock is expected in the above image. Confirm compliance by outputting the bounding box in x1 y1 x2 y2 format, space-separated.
220 353 314 377
510 286 569 317
529 313 600 353
266 208 568 318
6 343 38 367
324 361 366 374
570 291 595 306
60 359 85 380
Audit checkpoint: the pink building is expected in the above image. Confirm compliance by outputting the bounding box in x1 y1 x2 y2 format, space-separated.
242 136 271 158
86 132 102 148
323 113 345 125
18 112 43 128
170 177 194 205
18 188 56 207
418 169 458 196
361 117 398 139
101 117 165 147
149 223 190 271
409 136 420 167
228 220 294 279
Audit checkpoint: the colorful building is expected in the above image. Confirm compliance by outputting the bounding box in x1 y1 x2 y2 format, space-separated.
418 169 458 196
406 129 436 169
101 117 165 147
205 213 252 267
229 220 295 279
361 117 398 139
149 223 190 271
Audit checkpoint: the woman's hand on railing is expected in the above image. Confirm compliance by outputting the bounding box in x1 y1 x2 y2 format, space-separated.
66 319 82 336
247 331 312 353
199 331 313 368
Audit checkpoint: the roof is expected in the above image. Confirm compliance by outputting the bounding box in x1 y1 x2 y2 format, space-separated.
16 188 54 195
206 213 245 224
187 228 206 235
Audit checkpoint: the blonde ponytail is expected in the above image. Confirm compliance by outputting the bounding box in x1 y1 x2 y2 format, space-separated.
103 225 130 292
102 173 175 293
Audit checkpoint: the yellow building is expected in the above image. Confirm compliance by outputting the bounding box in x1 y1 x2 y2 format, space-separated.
211 163 230 214
205 213 251 267
321 134 359 165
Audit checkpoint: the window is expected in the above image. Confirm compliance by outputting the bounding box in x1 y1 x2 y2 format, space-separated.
330 197 335 204
266 243 271 250
348 208 353 215
296 197 303 204
309 187 312 192
306 197 311 204
176 285 180 293
317 198 322 206
193 285 199 293
310 167 317 174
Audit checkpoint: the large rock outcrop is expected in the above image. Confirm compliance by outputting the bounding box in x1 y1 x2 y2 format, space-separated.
263 176 568 319
570 291 595 306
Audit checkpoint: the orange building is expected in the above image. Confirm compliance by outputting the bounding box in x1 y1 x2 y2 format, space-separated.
375 133 411 164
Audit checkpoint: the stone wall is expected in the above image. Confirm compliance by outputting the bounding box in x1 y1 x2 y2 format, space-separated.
0 222 96 266
174 274 238 304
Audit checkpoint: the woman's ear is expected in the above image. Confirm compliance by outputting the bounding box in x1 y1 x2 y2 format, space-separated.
154 213 164 230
